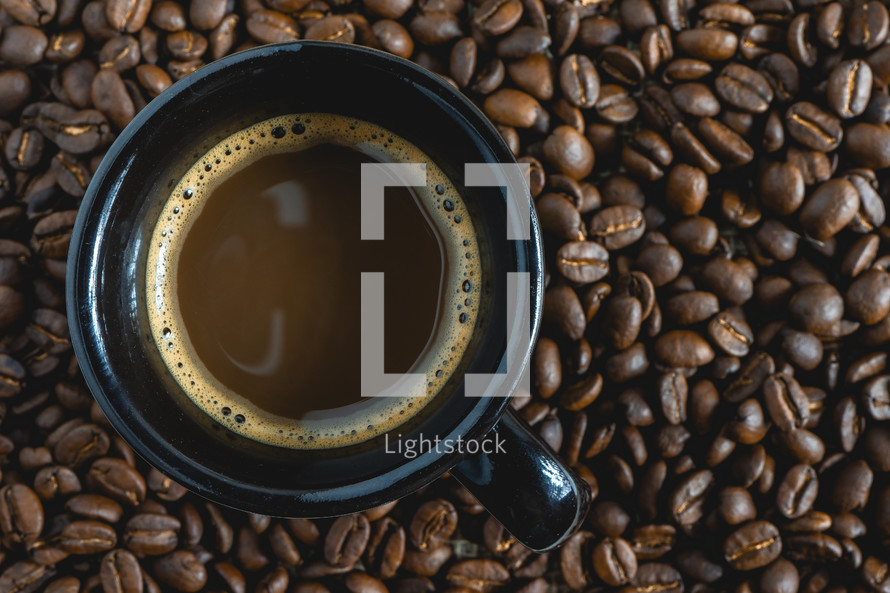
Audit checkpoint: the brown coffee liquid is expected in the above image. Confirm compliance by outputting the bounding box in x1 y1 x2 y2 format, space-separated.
176 144 442 417
146 114 482 449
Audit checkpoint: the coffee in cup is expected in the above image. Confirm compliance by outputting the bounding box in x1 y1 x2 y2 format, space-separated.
145 112 483 449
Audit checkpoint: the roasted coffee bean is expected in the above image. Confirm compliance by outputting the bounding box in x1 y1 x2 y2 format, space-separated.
0 484 43 543
100 549 142 593
696 117 754 166
848 0 888 49
64 494 123 523
592 538 637 585
60 520 117 554
671 83 719 117
105 0 151 32
86 458 146 506
409 499 456 550
543 126 594 180
555 241 609 284
472 0 521 36
496 26 551 58
446 559 509 592
827 60 872 119
831 460 873 512
785 102 843 152
602 295 643 350
152 551 207 593
676 28 738 60
325 514 371 567
799 178 860 241
846 268 890 325
763 374 809 431
724 521 782 570
4 128 44 171
246 10 300 43
717 486 757 525
708 311 753 357
589 205 645 250
596 84 638 124
670 469 713 526
123 513 180 555
776 464 818 518
628 563 682 593
484 89 542 128
560 55 599 109
759 161 805 214
0 26 49 66
715 63 772 113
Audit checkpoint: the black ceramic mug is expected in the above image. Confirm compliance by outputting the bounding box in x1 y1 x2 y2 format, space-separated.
67 41 590 552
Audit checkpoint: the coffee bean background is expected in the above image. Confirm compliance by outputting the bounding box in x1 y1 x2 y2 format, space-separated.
1 0 890 590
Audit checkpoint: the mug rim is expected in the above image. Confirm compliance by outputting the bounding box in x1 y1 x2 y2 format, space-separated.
67 40 545 516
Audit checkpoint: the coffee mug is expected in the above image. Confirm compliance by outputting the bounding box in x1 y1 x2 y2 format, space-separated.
67 40 590 552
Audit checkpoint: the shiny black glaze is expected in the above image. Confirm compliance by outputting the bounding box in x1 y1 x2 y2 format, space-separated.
67 41 588 550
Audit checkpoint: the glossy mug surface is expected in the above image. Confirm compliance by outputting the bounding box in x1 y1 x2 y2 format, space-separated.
67 41 589 552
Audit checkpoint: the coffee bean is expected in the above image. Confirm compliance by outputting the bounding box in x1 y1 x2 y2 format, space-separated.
640 25 673 75
848 0 889 49
555 241 609 284
785 102 843 152
543 126 594 180
628 563 683 593
668 83 718 118
53 422 110 466
827 60 872 119
4 128 44 171
832 460 873 512
776 464 818 518
708 310 753 357
446 559 509 592
0 26 49 66
123 513 180 555
559 54 599 109
60 520 117 554
483 89 542 128
496 26 550 58
696 117 754 166
592 538 637 585
100 549 142 593
845 269 890 325
472 0 521 35
152 551 207 593
634 244 681 287
758 161 805 215
845 122 890 168
64 494 123 523
537 193 584 241
589 205 645 250
670 469 713 526
676 28 738 60
324 514 371 567
246 10 300 43
408 499 456 551
724 521 782 570
799 178 860 241
602 295 642 350
86 458 146 506
717 486 757 525
763 374 809 432
0 484 43 543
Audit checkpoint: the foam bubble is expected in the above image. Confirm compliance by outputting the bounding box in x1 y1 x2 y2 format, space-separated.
145 113 482 450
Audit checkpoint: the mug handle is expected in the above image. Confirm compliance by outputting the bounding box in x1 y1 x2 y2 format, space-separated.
451 407 591 552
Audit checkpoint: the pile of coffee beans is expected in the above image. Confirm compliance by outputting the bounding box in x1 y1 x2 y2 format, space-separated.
1 0 890 590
